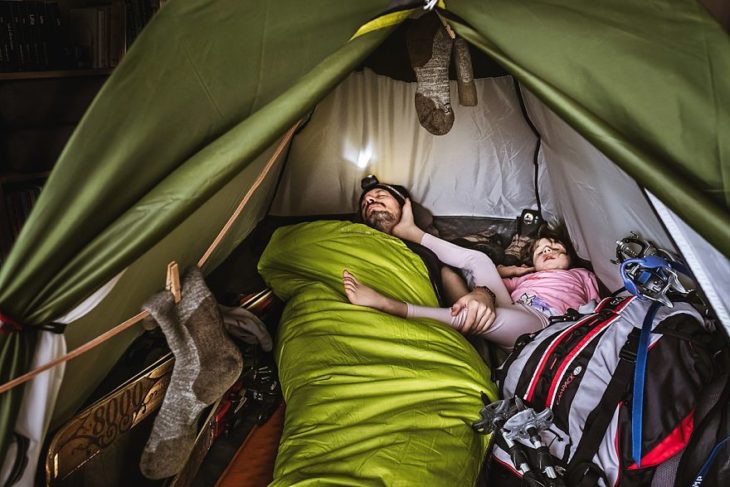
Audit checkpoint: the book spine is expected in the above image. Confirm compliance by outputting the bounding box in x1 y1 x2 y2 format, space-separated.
95 6 102 68
27 1 41 69
109 1 125 67
0 2 9 71
36 0 49 67
18 1 32 70
2 1 17 70
46 1 69 69
9 1 26 70
127 0 142 47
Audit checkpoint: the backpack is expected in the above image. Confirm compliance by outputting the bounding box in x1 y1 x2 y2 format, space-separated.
482 295 730 487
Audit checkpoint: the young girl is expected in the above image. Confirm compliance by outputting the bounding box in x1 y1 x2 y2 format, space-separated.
343 200 600 349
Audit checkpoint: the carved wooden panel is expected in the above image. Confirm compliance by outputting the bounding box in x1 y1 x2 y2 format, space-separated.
45 354 173 483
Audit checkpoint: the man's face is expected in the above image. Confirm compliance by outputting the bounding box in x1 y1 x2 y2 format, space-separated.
532 238 571 271
360 188 402 234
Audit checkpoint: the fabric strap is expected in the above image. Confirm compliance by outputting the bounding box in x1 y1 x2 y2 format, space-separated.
651 451 682 487
675 332 730 485
691 436 730 486
631 301 661 466
566 328 640 485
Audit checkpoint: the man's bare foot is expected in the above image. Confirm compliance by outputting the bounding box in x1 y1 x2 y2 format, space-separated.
343 270 407 317
392 199 425 243
343 270 387 308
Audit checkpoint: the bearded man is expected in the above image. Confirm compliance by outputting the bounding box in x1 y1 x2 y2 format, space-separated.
357 176 496 334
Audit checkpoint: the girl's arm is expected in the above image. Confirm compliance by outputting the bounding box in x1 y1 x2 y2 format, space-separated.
393 200 513 306
498 265 535 278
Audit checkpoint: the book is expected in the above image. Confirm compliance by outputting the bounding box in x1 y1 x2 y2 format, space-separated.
0 2 11 71
45 0 69 69
109 2 125 66
0 1 73 71
9 1 25 69
69 6 97 68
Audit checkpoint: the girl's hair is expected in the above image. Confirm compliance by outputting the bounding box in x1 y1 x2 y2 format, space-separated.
529 222 585 269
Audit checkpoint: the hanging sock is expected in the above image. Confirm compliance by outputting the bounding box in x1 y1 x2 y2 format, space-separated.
139 268 243 479
407 14 454 135
454 38 477 107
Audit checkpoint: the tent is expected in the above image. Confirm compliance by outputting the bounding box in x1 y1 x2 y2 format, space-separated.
0 0 728 483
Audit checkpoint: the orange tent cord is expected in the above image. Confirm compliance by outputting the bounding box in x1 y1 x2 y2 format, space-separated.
0 311 149 395
0 121 300 395
198 121 300 267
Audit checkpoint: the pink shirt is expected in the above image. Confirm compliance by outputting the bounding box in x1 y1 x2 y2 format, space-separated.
503 268 600 316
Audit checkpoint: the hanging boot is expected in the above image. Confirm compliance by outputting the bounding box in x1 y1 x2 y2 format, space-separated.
139 268 243 479
503 210 543 266
407 14 454 135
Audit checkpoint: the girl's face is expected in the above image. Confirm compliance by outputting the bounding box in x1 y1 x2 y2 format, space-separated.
532 238 571 271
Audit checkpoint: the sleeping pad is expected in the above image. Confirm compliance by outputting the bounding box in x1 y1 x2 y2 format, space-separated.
257 221 498 486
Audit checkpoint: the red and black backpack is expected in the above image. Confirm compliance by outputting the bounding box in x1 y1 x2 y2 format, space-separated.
481 296 730 486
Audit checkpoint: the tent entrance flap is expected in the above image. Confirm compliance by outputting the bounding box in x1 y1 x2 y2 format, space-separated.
0 9 395 462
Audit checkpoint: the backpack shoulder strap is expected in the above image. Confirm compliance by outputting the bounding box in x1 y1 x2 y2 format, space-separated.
566 327 641 486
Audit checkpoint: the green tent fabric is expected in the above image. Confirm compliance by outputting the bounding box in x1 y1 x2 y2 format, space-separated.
0 0 394 460
258 221 496 485
0 0 727 470
446 0 730 258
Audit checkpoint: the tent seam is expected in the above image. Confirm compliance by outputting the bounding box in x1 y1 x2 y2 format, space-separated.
249 2 269 114
181 41 226 120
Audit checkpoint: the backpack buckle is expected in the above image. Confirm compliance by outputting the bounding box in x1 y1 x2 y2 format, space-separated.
619 329 641 362
549 308 582 324
619 347 637 362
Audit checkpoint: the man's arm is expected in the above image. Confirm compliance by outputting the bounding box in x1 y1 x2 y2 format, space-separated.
441 266 496 335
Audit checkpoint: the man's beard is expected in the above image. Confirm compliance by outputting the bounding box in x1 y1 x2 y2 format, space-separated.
365 210 397 233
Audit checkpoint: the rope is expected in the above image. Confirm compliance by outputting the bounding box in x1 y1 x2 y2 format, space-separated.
198 122 300 267
0 311 148 395
0 121 300 395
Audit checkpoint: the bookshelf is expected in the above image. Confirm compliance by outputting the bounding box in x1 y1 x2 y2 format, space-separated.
0 71 105 261
0 0 160 262
0 67 112 80
0 0 162 74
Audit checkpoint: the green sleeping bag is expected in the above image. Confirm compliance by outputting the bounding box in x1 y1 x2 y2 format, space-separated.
258 221 498 486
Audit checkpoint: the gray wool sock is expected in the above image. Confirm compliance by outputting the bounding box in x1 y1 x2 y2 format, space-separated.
139 268 243 479
407 14 454 135
454 38 477 107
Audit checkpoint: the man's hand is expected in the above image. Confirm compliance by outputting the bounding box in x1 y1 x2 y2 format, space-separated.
497 264 535 278
392 199 425 243
450 287 496 335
